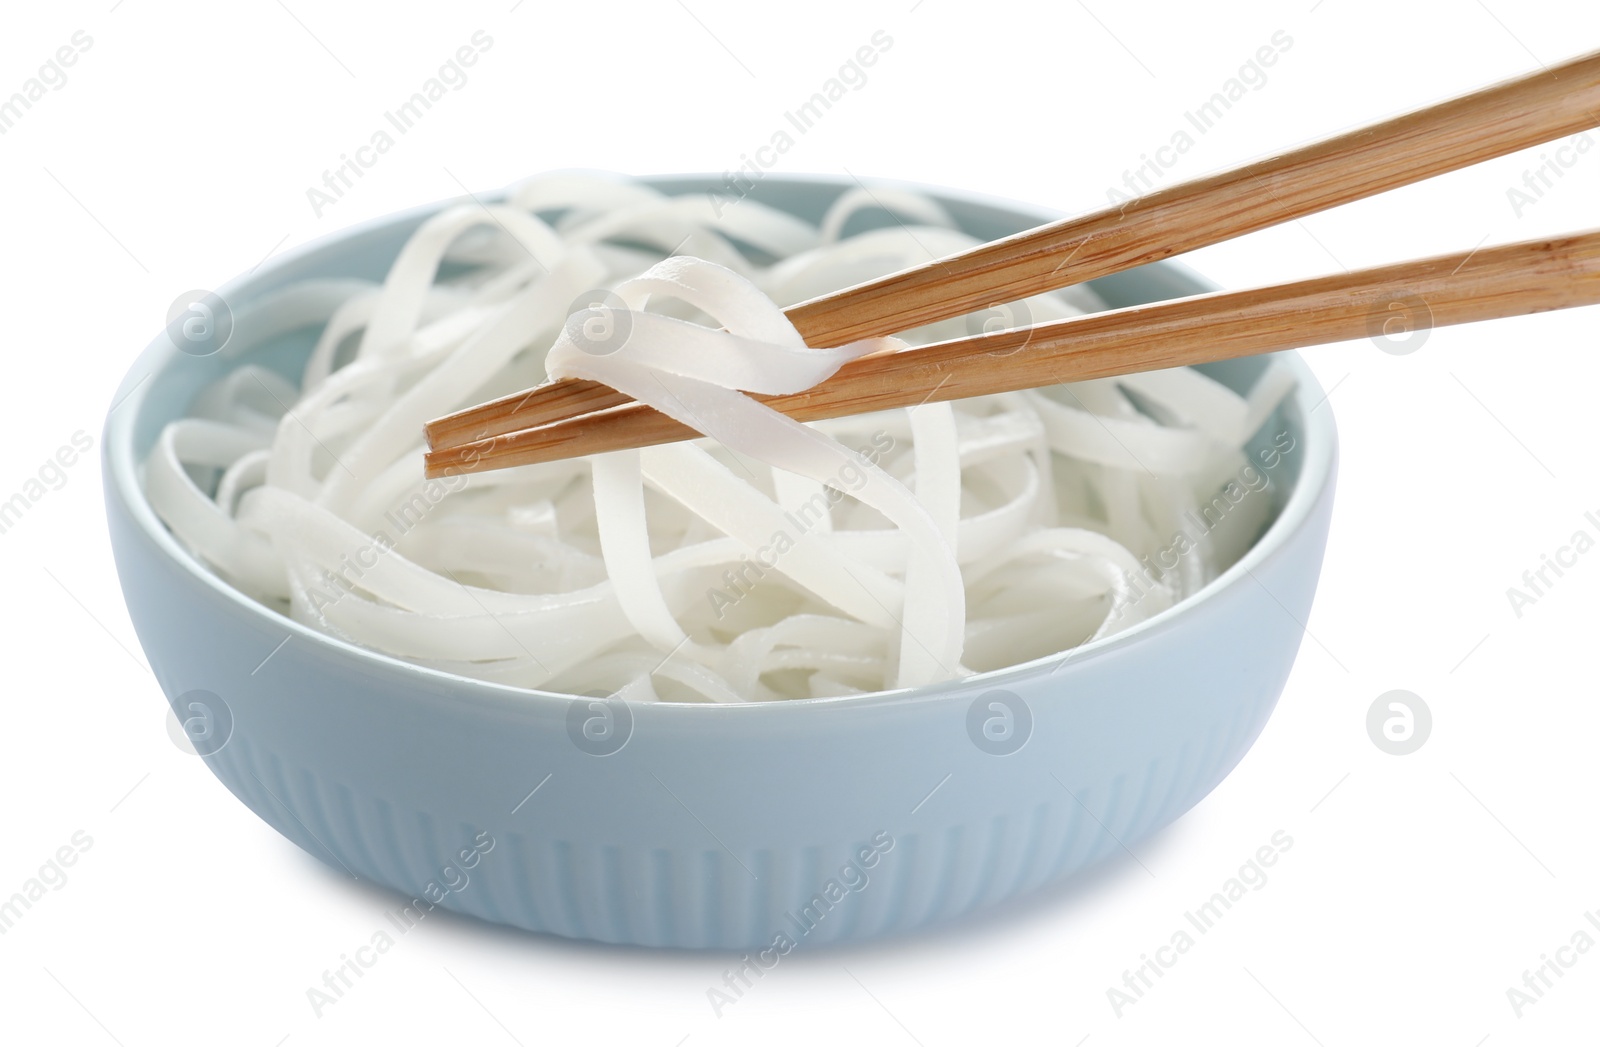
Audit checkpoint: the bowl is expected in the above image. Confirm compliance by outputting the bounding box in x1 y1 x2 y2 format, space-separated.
104 174 1337 949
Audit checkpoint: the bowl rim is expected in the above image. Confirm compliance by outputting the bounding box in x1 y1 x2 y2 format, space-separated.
104 172 1338 715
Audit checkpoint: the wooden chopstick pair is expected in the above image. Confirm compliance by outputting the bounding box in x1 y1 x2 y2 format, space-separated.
423 47 1600 479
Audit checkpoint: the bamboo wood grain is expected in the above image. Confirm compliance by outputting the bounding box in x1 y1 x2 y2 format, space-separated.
423 229 1600 478
424 47 1600 453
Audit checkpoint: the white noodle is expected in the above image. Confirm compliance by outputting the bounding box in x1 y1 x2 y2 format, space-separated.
143 172 1296 701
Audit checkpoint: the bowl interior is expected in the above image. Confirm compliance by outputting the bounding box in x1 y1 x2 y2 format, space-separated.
106 173 1328 704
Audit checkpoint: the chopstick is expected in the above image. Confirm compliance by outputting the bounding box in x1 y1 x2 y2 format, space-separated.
423 228 1600 478
424 46 1600 454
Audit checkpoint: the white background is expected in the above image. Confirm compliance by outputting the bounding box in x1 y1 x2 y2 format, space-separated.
2 0 1597 1043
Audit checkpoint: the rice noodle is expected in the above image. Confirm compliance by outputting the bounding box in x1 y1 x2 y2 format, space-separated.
142 172 1296 702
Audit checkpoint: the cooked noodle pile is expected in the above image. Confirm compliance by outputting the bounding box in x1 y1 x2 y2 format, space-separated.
145 173 1295 701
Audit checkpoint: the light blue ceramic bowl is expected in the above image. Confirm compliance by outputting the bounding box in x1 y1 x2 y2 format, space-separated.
104 175 1336 949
